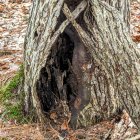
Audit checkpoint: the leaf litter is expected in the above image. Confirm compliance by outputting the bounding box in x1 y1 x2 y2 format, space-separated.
0 0 30 86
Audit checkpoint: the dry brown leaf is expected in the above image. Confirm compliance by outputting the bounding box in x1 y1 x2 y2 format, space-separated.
61 120 69 130
50 112 57 120
21 6 28 14
9 0 22 4
132 35 140 42
0 27 4 32
0 65 10 70
0 4 5 12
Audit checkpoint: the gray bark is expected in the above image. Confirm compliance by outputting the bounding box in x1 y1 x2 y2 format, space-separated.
24 0 140 129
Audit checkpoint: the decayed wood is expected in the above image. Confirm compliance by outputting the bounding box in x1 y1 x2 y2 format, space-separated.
24 0 88 124
24 0 140 130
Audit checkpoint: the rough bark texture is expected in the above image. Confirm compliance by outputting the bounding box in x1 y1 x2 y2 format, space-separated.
24 0 140 129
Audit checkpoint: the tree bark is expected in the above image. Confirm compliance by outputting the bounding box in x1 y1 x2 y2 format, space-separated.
24 0 140 130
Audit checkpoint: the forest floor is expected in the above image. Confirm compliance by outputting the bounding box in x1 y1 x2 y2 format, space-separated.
0 0 140 140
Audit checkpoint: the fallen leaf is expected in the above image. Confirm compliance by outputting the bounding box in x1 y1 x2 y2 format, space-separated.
50 112 57 120
132 35 140 42
61 120 69 130
0 4 5 12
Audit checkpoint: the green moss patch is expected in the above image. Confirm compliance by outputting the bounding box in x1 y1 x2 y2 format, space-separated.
0 65 24 101
0 65 27 123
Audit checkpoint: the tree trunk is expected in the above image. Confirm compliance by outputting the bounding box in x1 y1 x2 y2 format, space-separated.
24 0 140 130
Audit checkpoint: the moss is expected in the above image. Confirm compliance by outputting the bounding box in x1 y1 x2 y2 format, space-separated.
0 65 27 123
0 65 24 101
6 104 22 120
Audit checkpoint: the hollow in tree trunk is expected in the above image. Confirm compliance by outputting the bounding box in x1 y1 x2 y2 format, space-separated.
24 0 140 130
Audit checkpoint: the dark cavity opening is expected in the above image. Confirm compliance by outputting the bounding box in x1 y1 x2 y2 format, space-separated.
36 25 92 129
36 27 77 113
